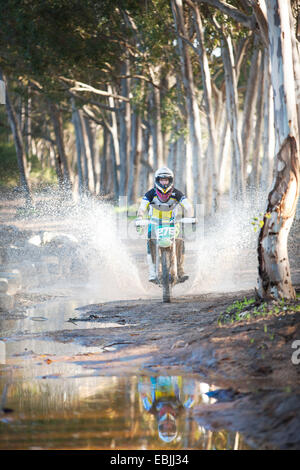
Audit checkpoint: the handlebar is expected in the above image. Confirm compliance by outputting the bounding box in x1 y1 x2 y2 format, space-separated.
180 217 197 224
135 217 197 227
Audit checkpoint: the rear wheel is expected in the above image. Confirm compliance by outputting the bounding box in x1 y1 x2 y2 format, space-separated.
161 249 171 303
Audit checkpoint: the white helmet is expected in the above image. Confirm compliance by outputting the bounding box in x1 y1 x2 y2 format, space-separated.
158 412 178 443
154 167 174 202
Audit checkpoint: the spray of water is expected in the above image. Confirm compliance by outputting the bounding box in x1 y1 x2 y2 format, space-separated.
63 197 147 300
2 190 148 302
2 187 272 302
187 189 269 295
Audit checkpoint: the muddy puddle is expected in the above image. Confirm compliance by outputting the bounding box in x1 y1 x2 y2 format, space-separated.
0 296 128 379
0 296 253 450
0 374 251 450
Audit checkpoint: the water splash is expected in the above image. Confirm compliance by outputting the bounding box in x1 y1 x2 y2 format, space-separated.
65 197 146 300
1 187 273 301
2 190 147 302
188 189 269 294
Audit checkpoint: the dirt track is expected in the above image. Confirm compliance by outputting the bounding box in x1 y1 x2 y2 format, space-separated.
0 191 300 450
37 290 299 450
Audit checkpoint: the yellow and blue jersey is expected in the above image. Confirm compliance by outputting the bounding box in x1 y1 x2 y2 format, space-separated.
138 187 193 222
138 376 196 413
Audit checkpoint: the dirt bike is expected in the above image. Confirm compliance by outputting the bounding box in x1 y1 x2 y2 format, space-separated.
136 217 196 303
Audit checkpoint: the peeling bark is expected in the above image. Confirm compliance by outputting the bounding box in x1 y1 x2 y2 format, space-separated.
256 0 300 300
257 136 299 299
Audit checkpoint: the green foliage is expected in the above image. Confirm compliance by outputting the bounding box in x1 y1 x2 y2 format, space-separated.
251 212 271 232
218 297 256 324
219 295 300 325
225 296 256 314
126 0 176 65
0 0 131 97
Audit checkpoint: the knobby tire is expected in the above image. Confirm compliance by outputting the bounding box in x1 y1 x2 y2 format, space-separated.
161 249 171 303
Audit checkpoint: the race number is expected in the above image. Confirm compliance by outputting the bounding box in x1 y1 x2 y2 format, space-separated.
156 226 175 239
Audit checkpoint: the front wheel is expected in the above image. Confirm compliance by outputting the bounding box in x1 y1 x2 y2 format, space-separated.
161 249 171 303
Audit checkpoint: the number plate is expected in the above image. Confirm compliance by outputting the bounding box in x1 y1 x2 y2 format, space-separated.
156 226 175 239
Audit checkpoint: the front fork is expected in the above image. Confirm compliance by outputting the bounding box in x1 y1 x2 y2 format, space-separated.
147 223 178 283
155 242 177 283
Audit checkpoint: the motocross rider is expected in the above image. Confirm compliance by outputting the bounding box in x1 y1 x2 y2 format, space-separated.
136 167 194 283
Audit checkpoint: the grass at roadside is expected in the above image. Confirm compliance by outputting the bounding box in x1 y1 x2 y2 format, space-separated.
218 292 300 325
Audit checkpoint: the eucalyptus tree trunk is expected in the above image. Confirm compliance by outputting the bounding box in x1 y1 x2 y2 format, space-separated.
23 88 32 159
212 81 224 133
190 1 219 213
49 102 72 194
71 99 85 198
167 139 176 172
118 60 131 197
221 35 245 198
99 126 109 195
139 122 151 194
174 73 187 193
250 52 265 188
241 41 261 181
204 143 213 216
107 84 120 198
149 71 164 169
171 0 204 204
260 50 275 190
218 107 230 194
256 0 300 300
1 71 32 207
76 109 90 192
127 108 142 204
83 116 97 194
175 132 186 192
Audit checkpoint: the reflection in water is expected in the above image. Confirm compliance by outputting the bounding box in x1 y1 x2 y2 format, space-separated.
138 376 206 444
0 374 250 450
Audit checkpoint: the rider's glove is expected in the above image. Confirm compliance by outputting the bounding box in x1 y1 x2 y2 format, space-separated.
135 217 143 234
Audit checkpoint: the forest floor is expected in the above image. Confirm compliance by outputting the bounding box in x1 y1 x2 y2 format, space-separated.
0 188 300 450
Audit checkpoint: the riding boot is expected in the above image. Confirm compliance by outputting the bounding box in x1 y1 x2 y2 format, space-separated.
176 238 188 282
147 239 158 282
170 243 177 283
